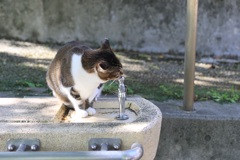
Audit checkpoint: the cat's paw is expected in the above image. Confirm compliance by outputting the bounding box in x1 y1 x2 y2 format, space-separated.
76 110 89 118
86 107 96 116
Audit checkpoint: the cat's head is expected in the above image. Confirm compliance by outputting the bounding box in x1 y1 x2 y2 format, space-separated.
95 39 123 81
82 38 123 81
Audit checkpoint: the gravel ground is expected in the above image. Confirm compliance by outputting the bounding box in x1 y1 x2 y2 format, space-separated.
0 39 239 97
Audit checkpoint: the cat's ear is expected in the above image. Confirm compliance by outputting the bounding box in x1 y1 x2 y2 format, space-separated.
101 38 111 49
96 62 109 73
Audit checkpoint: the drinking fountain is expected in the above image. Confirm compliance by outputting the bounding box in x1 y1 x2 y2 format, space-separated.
0 77 162 160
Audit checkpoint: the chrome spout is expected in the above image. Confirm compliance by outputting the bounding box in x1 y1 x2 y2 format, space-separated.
116 76 129 120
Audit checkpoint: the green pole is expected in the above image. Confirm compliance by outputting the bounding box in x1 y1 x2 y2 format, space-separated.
183 0 198 111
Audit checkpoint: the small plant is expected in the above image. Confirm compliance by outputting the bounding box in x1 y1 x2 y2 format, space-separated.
103 79 240 103
206 87 240 103
102 81 119 94
103 80 134 95
121 81 184 101
159 85 183 99
15 80 44 88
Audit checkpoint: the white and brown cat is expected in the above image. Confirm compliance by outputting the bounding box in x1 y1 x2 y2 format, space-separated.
46 39 123 118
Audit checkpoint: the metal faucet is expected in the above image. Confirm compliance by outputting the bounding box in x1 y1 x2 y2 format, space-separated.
116 76 129 120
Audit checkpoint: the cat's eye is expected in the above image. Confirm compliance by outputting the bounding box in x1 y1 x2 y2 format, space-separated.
100 63 109 70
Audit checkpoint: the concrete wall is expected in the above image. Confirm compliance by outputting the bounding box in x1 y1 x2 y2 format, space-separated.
156 117 240 160
0 0 240 56
154 100 240 160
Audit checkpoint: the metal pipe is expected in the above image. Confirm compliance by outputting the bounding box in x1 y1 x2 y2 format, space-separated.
116 76 129 120
0 143 143 160
183 0 198 111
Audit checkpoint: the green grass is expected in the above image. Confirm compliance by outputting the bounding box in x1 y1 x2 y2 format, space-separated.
0 44 239 104
124 82 184 101
103 80 240 103
206 88 240 103
1 61 239 103
102 81 134 95
1 66 239 103
103 80 183 101
11 78 239 103
15 80 44 88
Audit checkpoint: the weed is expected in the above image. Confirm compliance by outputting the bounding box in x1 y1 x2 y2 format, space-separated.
103 81 134 95
107 80 240 103
121 81 184 101
15 80 44 88
102 81 119 95
206 87 240 103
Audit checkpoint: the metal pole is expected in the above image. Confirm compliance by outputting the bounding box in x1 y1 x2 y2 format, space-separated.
0 143 143 160
183 0 198 111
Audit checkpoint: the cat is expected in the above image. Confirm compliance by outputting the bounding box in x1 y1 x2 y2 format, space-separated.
46 38 123 118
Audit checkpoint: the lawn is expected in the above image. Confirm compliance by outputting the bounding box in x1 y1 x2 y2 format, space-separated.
0 39 239 103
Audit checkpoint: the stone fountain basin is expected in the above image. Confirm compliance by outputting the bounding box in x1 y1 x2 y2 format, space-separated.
0 97 162 160
54 99 140 123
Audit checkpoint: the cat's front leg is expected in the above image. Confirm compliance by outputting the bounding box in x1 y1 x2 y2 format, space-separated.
86 107 96 116
71 101 88 118
68 87 89 118
84 99 96 116
84 86 103 116
70 109 88 122
75 107 89 118
61 87 88 118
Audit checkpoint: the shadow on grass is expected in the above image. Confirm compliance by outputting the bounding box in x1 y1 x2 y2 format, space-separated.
0 52 51 95
118 52 240 102
0 46 239 102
